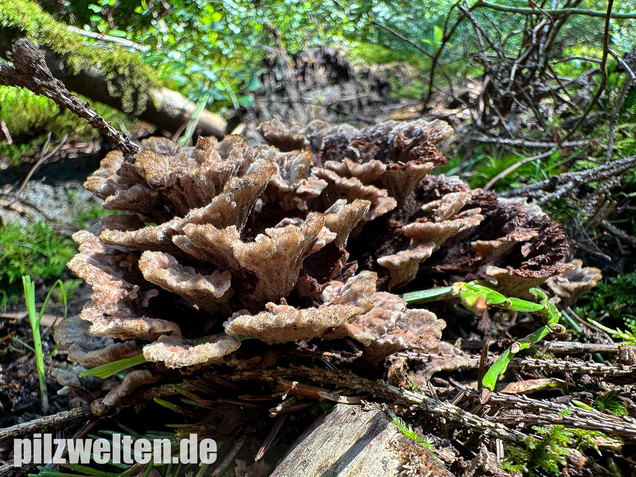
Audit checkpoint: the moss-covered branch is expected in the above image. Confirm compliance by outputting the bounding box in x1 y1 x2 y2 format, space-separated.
0 0 226 137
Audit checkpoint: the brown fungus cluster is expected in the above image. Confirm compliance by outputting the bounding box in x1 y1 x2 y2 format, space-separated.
66 119 576 370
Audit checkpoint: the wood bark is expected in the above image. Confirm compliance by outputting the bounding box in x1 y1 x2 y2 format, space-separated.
270 404 452 477
0 29 226 138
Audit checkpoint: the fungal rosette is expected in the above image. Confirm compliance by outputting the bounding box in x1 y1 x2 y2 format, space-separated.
66 119 575 371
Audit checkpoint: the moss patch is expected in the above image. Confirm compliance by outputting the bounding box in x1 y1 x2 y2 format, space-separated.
0 0 160 114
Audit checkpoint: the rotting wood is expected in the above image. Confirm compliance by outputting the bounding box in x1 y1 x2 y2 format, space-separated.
270 403 453 477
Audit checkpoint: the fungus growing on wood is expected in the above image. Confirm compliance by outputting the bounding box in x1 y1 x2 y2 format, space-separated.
225 271 376 343
64 118 575 377
546 259 603 307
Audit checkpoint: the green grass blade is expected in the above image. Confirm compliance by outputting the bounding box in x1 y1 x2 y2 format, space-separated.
22 275 49 414
79 353 146 378
38 279 67 326
402 286 453 304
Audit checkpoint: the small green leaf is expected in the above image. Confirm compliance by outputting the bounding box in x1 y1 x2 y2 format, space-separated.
434 25 443 45
107 29 127 38
245 73 262 92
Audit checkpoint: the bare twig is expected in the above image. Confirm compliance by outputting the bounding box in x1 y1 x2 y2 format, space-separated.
509 356 636 379
0 118 11 145
500 154 636 203
475 391 636 441
423 2 464 107
370 19 433 59
473 0 636 19
0 406 91 441
606 49 635 163
601 220 636 246
0 38 139 156
471 136 593 148
10 133 68 206
484 148 555 191
539 340 636 356
562 0 613 142
66 25 150 52
220 366 529 443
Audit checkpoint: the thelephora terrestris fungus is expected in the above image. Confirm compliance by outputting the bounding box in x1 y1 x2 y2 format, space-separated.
65 119 575 376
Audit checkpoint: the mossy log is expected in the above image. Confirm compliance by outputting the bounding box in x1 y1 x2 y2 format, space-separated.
270 404 452 477
0 5 226 138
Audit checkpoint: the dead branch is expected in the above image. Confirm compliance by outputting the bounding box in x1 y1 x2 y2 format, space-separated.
473 391 636 441
509 356 636 380
601 219 636 246
471 137 593 148
562 0 614 142
0 38 139 156
539 341 636 356
606 49 635 163
500 154 636 204
0 406 91 441
10 133 68 205
66 25 149 52
473 0 636 19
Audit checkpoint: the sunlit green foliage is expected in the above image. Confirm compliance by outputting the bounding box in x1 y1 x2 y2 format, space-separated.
595 391 627 416
0 86 133 165
0 221 76 307
576 271 636 322
388 411 433 449
502 425 609 475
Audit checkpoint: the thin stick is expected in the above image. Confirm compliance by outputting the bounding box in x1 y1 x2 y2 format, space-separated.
473 0 636 19
0 406 91 440
484 149 555 191
10 133 68 206
370 19 433 59
606 49 635 163
561 0 614 142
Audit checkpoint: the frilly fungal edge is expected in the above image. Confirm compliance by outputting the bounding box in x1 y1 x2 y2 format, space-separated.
63 119 585 372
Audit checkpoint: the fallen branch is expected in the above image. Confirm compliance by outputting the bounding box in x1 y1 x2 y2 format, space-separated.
471 391 636 441
471 136 593 149
509 356 636 380
225 366 530 444
0 38 139 156
500 154 636 203
0 406 91 441
601 220 636 246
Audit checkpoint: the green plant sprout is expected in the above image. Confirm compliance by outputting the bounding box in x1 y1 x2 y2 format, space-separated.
388 410 433 449
403 281 565 391
20 276 67 415
79 353 147 379
587 318 636 345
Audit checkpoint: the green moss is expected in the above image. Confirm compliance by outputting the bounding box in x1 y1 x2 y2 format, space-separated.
0 86 136 165
501 425 612 475
388 411 433 449
0 0 160 114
